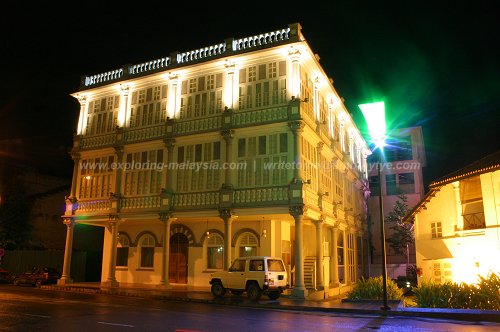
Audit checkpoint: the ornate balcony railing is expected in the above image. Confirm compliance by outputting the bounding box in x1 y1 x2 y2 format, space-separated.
123 124 166 142
80 133 116 149
120 195 160 210
232 106 288 127
129 57 170 75
76 199 111 213
233 186 288 206
173 191 220 209
174 116 222 134
463 212 486 230
82 25 295 88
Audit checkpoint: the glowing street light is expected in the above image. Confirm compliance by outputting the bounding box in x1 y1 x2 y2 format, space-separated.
359 101 390 311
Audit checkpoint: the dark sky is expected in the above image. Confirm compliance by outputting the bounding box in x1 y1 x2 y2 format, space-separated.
1 3 499 189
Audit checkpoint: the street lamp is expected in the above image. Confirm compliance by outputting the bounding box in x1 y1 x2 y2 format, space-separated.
358 101 390 311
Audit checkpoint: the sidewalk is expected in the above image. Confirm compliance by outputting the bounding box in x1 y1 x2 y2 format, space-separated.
41 283 500 323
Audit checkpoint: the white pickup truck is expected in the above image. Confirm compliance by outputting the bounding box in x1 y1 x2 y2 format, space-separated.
209 256 289 301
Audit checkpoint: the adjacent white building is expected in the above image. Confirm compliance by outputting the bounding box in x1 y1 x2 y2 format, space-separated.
408 149 500 285
59 23 371 299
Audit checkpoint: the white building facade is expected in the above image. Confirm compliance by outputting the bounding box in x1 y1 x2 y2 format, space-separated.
59 23 371 299
409 150 500 285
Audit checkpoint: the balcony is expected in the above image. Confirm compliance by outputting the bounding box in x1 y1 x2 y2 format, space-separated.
463 211 485 230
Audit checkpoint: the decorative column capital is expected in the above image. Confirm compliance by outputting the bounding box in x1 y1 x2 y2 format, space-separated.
316 141 324 151
288 46 301 60
120 83 130 95
221 129 234 141
70 151 81 161
62 218 75 228
77 94 87 106
288 120 305 134
219 209 236 221
224 59 236 70
289 204 306 217
169 73 179 82
164 138 176 152
114 145 125 158
159 211 175 222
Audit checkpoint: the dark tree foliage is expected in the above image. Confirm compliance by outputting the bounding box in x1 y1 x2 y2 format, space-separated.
0 167 32 249
385 193 414 259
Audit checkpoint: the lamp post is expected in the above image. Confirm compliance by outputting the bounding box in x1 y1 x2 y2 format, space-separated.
359 101 390 311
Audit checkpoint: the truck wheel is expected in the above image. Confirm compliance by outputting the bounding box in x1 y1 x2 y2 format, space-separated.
211 281 226 298
267 291 280 300
246 283 262 301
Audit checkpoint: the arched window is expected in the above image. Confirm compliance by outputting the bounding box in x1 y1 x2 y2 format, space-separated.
237 232 258 257
116 234 130 267
140 234 155 268
206 234 224 270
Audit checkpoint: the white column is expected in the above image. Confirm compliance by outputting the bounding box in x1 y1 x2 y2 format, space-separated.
221 130 234 187
160 214 175 287
313 219 324 290
220 210 236 270
288 47 301 99
118 84 130 127
290 206 308 298
331 227 339 285
58 218 75 285
224 61 236 109
104 219 119 287
453 181 464 230
168 74 179 119
77 95 88 135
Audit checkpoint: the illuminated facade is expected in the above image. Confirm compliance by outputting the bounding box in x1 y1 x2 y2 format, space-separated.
367 126 426 278
59 23 370 299
410 149 500 284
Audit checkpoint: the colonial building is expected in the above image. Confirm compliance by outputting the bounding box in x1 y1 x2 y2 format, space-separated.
367 126 426 278
59 23 371 299
408 149 500 285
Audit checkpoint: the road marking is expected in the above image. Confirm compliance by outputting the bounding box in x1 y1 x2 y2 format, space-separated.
23 313 51 318
97 322 134 327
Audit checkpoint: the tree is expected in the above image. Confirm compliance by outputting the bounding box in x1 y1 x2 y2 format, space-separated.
0 165 32 249
385 193 414 271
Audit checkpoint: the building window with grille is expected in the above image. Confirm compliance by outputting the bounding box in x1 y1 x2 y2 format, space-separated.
238 61 286 111
129 85 168 128
237 232 258 257
79 155 114 199
116 234 130 267
237 133 288 187
347 233 356 283
431 222 442 239
460 176 485 230
337 230 345 283
180 73 223 119
139 234 155 268
206 234 224 270
123 149 164 196
85 95 120 135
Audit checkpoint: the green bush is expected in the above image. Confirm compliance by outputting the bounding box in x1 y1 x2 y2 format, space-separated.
414 271 500 310
347 276 403 300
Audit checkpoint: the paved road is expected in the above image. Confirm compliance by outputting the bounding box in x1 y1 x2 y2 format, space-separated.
1 285 498 331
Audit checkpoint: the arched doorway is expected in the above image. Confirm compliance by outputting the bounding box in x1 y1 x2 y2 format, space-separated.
169 233 188 283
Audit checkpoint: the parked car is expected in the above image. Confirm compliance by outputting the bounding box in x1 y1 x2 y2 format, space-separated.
209 256 289 301
13 267 61 287
0 268 15 283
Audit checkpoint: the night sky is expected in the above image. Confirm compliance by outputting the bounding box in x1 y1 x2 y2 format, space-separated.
1 3 499 189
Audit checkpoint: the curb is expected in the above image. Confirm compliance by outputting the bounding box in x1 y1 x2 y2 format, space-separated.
41 286 500 323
